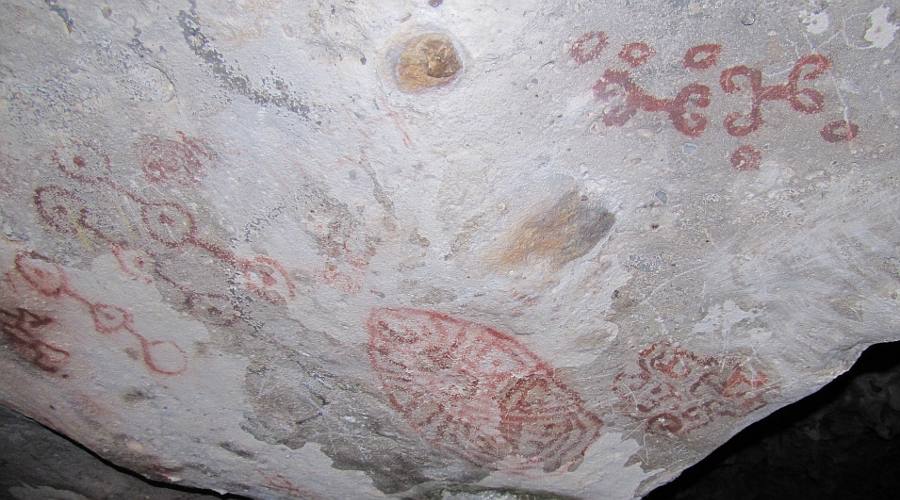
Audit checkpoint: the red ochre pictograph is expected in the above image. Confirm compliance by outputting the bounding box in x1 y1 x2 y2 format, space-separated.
571 30 856 171
618 42 655 67
0 307 69 373
367 308 602 472
730 145 762 171
683 44 722 70
13 251 187 375
612 341 774 436
137 132 213 186
593 69 712 137
719 54 831 137
820 119 860 143
35 140 295 306
570 31 609 65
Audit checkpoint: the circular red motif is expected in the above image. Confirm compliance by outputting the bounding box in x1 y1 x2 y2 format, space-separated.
52 141 111 184
570 31 609 65
618 42 655 67
34 186 88 236
138 136 204 186
90 303 131 333
140 202 197 247
239 256 295 305
730 145 762 171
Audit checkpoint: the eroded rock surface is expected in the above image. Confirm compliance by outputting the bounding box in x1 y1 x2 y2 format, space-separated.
0 0 898 498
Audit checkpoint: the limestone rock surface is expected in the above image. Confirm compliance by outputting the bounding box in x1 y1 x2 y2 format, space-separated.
0 0 898 498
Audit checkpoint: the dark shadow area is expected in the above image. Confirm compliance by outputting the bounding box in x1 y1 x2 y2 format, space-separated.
646 340 900 500
0 405 248 499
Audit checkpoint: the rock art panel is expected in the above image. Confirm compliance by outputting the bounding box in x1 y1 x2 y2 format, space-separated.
12 251 187 375
367 308 602 472
0 1 896 498
574 29 860 171
612 341 776 437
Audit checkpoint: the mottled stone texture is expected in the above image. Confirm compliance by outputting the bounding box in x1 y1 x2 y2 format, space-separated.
0 0 898 498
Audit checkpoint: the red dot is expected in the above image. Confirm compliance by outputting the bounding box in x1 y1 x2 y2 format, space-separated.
730 145 762 171
820 120 859 143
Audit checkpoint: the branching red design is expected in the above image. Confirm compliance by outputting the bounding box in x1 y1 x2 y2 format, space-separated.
593 69 711 137
720 54 831 136
571 29 853 171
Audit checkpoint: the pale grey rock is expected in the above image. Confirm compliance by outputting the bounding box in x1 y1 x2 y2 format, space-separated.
0 0 898 498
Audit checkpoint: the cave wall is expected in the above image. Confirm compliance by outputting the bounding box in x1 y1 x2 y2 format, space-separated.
0 1 898 498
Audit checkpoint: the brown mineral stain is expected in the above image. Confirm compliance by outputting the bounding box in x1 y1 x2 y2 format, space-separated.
491 191 615 270
395 33 461 92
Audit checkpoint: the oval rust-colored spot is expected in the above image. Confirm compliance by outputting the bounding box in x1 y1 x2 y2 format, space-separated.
395 33 462 92
492 191 615 271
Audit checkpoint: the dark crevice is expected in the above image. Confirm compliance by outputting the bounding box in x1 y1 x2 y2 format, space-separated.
1 407 248 499
646 340 900 500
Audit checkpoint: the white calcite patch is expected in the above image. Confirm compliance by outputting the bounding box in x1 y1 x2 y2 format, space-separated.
865 5 898 49
800 10 830 35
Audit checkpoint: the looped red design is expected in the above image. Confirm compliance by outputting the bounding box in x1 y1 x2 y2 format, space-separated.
139 339 188 375
612 341 773 436
683 44 722 70
593 69 711 137
730 145 762 171
820 119 859 142
15 252 69 297
12 251 187 376
368 308 602 471
90 303 132 333
720 54 831 136
618 42 655 67
34 186 90 236
570 31 608 65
